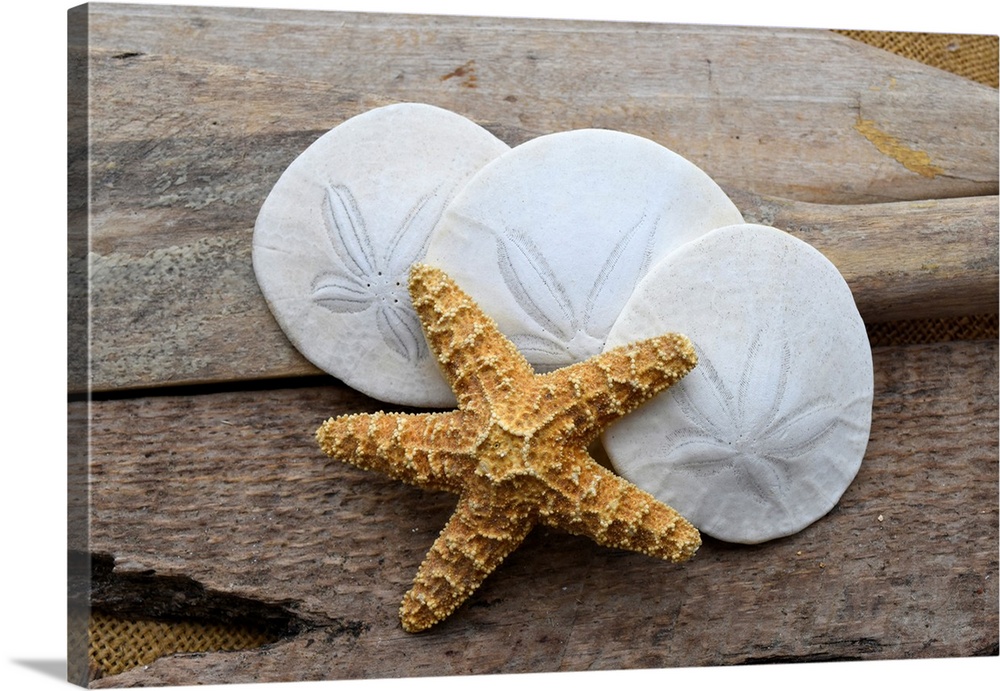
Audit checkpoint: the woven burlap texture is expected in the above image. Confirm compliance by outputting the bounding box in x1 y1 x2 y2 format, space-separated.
88 612 280 680
87 29 999 682
836 30 999 88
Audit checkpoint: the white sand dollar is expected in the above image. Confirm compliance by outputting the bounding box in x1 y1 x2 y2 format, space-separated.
253 103 509 406
602 224 873 544
424 129 743 371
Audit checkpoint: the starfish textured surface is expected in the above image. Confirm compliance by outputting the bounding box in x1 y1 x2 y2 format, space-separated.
317 264 701 632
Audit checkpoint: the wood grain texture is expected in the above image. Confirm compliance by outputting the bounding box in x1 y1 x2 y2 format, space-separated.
732 191 1000 324
72 4 999 393
80 340 998 686
69 4 1000 685
80 190 998 394
84 4 997 204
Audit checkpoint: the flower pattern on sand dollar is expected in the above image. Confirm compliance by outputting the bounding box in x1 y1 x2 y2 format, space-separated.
646 331 841 506
493 210 660 366
311 183 445 361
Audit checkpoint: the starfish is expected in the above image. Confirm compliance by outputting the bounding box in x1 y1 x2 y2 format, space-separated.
316 264 701 632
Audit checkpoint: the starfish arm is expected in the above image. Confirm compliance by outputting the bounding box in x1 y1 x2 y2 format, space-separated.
408 264 535 410
540 333 697 443
540 452 701 563
399 489 534 632
316 410 479 494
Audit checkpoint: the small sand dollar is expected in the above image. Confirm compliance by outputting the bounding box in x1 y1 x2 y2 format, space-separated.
423 129 743 371
253 103 509 406
602 224 873 544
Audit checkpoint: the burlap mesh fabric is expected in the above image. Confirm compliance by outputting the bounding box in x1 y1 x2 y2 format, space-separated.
867 313 998 347
88 612 281 681
835 30 999 88
86 28 999 682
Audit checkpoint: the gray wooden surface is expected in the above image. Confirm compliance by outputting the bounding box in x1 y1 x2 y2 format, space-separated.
70 3 998 686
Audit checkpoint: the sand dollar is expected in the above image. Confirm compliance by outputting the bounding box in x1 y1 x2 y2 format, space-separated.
423 129 743 371
253 103 509 406
602 223 873 544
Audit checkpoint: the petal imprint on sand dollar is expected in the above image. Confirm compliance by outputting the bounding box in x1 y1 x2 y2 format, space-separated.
253 103 510 406
310 183 436 360
425 128 744 371
653 334 841 507
603 224 873 544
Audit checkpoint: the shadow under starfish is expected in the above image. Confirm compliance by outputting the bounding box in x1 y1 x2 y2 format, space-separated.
316 263 701 632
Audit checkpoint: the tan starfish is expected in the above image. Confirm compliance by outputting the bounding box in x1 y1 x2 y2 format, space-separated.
316 264 701 632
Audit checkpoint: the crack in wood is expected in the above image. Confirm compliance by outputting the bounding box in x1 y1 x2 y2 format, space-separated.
77 551 306 638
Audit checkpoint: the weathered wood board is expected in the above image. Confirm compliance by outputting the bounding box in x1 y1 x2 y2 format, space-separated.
80 191 999 393
72 4 999 394
83 4 997 205
79 341 998 685
69 2 999 686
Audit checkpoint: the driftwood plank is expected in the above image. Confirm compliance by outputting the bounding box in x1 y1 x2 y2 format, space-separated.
80 191 998 393
732 191 1000 323
72 5 999 394
83 3 997 205
78 41 998 256
81 339 998 686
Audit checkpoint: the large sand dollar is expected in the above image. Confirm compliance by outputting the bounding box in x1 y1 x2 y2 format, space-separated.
253 103 509 406
423 129 743 371
602 224 873 544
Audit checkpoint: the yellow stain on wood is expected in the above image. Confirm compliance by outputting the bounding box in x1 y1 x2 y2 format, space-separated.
854 117 945 178
440 59 478 88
